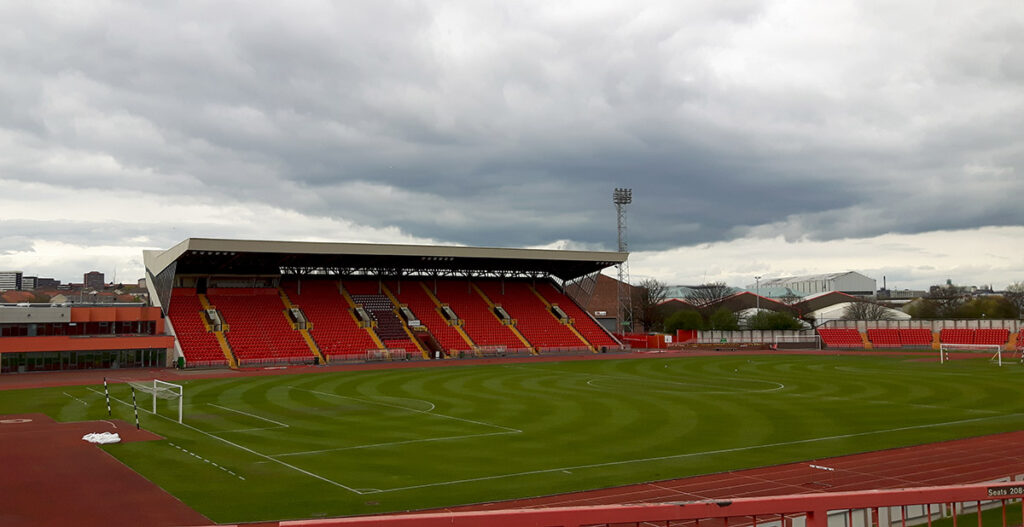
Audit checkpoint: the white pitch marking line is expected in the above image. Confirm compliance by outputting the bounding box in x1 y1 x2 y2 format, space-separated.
89 387 361 494
274 430 519 458
62 392 89 405
503 363 785 394
362 411 1024 494
207 403 290 428
169 442 244 481
289 387 522 433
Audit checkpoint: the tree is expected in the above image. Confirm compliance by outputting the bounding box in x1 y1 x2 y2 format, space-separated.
634 278 670 332
708 307 739 330
955 296 1017 319
746 310 804 330
1004 282 1024 318
841 301 899 321
904 298 939 319
685 282 734 316
928 283 970 317
664 310 704 332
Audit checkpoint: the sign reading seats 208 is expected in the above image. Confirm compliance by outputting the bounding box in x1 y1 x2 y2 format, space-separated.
987 485 1024 497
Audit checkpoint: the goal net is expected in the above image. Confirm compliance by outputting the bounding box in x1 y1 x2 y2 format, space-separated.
772 334 822 350
125 379 184 423
939 343 1004 366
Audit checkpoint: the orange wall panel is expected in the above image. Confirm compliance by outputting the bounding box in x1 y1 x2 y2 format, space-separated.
0 335 175 353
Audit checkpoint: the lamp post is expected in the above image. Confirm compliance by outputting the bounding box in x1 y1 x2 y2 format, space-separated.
755 276 762 313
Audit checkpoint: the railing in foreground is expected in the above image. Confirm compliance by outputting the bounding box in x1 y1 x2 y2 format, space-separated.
279 481 1024 527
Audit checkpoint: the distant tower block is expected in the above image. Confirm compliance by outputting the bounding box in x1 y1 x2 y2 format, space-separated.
613 188 632 332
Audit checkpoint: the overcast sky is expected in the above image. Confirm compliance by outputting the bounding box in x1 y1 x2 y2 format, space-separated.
0 1 1021 290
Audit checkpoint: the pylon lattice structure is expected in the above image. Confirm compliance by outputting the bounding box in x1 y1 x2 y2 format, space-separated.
613 188 632 333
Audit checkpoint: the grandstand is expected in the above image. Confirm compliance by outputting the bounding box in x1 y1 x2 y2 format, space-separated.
143 238 625 367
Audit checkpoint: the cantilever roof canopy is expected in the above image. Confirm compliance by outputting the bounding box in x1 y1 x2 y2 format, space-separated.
144 238 627 283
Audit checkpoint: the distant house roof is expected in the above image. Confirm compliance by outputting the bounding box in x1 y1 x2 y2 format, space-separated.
1 291 34 303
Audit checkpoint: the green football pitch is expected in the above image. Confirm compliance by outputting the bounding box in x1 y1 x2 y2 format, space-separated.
2 353 1023 523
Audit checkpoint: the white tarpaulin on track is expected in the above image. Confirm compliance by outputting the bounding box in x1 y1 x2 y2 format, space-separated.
82 432 121 444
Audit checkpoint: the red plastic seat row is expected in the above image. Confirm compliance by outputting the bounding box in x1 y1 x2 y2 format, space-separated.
817 328 864 348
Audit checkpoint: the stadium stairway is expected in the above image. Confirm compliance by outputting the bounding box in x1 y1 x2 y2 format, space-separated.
527 285 596 352
281 281 380 360
470 283 536 354
346 282 420 356
433 280 525 353
412 281 477 355
206 288 315 366
535 282 621 350
379 283 429 358
167 288 234 368
278 288 328 364
339 284 387 351
197 293 239 368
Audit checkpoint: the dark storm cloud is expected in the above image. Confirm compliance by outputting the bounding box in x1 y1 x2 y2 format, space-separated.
1 1 1022 255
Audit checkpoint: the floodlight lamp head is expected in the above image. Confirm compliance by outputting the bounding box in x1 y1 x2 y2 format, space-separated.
613 188 632 204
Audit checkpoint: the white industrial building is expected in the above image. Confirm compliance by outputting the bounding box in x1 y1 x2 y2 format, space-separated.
748 271 877 299
0 271 23 291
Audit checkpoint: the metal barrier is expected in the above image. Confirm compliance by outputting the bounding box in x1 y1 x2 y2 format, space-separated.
278 481 1024 527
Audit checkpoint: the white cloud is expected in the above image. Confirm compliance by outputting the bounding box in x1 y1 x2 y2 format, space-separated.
630 226 1024 291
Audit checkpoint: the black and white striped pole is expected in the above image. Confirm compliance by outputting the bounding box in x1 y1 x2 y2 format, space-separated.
130 386 140 430
103 377 111 417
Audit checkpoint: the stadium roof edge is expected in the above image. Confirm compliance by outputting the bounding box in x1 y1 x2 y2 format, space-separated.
143 238 628 282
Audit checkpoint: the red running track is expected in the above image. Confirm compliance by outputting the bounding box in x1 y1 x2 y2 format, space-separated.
447 430 1024 511
0 413 210 527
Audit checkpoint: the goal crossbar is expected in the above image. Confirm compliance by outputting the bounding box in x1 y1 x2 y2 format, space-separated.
124 379 183 423
939 343 1004 366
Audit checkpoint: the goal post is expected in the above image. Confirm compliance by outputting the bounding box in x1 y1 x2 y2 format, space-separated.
124 379 184 423
939 343 1004 366
772 334 822 350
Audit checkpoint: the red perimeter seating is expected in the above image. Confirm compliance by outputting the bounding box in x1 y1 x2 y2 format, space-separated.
283 281 377 358
940 329 974 345
1017 331 1024 350
167 288 226 366
866 329 900 349
817 328 864 349
207 288 312 365
476 281 583 350
536 282 619 348
433 281 524 350
389 281 472 353
976 328 1010 346
899 329 934 347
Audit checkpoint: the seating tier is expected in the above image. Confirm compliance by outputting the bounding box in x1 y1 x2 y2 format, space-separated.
206 288 312 364
433 281 524 350
167 288 226 366
817 328 864 348
537 283 619 348
476 282 582 350
282 281 377 358
388 281 471 353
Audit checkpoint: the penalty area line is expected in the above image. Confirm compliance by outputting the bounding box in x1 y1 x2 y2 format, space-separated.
364 411 1024 494
87 387 364 495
